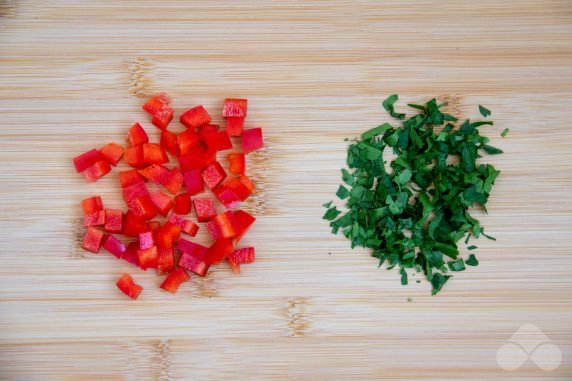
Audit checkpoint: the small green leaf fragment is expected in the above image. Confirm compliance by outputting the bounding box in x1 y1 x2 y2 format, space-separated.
336 185 350 200
323 207 341 221
448 259 466 272
400 268 408 285
501 128 509 137
361 123 393 140
466 254 479 266
467 245 478 250
479 105 491 117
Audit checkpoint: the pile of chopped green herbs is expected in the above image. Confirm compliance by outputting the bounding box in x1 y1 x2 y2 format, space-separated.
323 95 503 295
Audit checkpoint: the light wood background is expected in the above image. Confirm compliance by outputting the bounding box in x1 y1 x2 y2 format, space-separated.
1 1 571 380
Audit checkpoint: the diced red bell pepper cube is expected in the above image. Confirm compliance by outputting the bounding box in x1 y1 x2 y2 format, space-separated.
233 210 256 242
99 143 125 166
223 98 247 118
118 169 145 188
180 105 212 129
178 146 216 172
73 149 103 173
225 117 244 137
128 196 158 220
212 185 242 209
177 240 210 277
201 161 227 189
151 107 174 130
143 143 168 165
206 238 234 265
102 234 126 258
128 123 149 146
197 124 219 137
116 273 143 300
157 222 181 249
123 211 148 237
178 129 200 156
183 170 204 195
221 177 252 201
143 93 171 115
163 169 184 194
214 211 239 239
206 220 222 241
193 198 217 222
138 246 158 270
124 145 145 168
239 175 255 193
204 131 232 152
242 128 264 154
228 153 245 175
138 164 172 186
122 181 150 203
84 210 105 227
160 267 190 294
173 193 192 215
104 209 123 233
81 196 103 213
84 160 111 182
157 247 175 275
160 130 180 157
82 227 104 253
121 242 140 266
139 231 155 250
147 220 161 239
149 191 173 216
168 213 199 237
226 247 255 274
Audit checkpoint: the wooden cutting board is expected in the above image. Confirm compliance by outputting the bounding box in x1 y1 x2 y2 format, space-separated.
1 1 571 380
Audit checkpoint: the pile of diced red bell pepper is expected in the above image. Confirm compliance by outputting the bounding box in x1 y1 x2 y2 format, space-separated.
73 95 263 299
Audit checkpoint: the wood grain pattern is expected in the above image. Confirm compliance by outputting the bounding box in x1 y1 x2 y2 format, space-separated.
1 1 572 380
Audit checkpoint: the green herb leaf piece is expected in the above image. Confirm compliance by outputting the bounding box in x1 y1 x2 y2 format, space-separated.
466 254 479 266
382 94 406 120
501 128 509 137
479 105 491 117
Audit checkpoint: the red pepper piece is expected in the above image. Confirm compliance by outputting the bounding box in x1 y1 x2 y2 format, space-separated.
206 220 222 241
201 161 227 189
183 170 205 195
104 209 123 233
128 123 149 146
124 145 145 168
138 164 172 186
123 211 148 237
168 213 199 237
147 221 161 242
226 247 255 274
212 185 242 209
193 198 217 222
121 242 140 266
143 93 171 115
116 273 143 300
203 130 232 152
206 238 234 265
157 247 175 275
160 267 190 294
163 169 184 194
228 153 245 175
233 210 256 242
73 149 103 173
178 146 216 172
151 107 174 130
178 129 200 156
84 160 111 182
225 117 244 137
242 128 264 154
177 239 210 277
180 105 212 129
157 222 181 249
138 245 158 270
99 143 125 166
221 177 252 201
214 211 239 239
239 175 255 193
84 210 105 227
139 231 155 250
173 193 192 215
197 124 219 137
143 143 169 165
119 169 146 188
149 191 173 216
81 196 103 213
160 130 180 157
223 98 247 118
102 234 126 258
128 196 158 220
122 181 150 203
82 227 104 253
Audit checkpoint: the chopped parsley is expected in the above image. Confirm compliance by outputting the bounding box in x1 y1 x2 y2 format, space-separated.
324 96 503 295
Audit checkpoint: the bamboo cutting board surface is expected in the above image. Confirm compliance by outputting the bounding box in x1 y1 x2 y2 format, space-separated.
1 1 572 380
